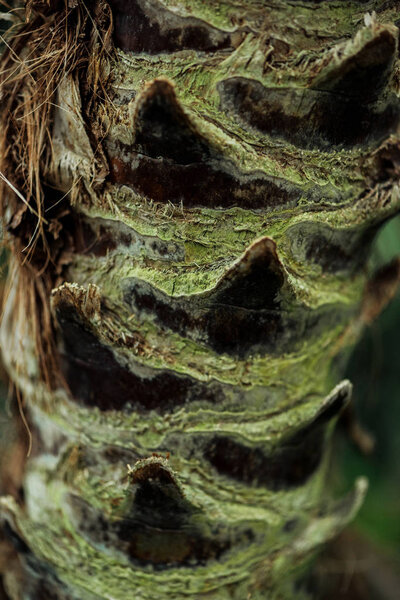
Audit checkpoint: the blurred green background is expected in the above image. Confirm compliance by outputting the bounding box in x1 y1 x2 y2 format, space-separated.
320 215 400 599
336 215 400 558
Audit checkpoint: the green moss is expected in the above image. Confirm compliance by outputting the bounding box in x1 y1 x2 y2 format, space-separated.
2 0 399 597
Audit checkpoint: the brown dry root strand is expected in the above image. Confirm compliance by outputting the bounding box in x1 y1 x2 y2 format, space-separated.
0 0 113 243
0 0 113 384
0 0 399 599
361 258 400 324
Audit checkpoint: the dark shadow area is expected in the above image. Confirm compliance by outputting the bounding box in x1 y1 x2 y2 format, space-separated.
326 215 400 598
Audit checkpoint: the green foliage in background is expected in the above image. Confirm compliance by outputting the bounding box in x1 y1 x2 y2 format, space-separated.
337 215 400 557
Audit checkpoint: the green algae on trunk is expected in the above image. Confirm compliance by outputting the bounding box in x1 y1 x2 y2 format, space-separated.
0 0 399 598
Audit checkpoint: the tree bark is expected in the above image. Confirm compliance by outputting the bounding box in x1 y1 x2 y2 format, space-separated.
0 0 399 598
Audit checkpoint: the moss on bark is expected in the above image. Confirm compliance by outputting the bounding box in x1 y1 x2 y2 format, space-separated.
0 0 399 598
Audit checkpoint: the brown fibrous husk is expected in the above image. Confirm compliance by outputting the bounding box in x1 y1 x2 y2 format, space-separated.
0 0 113 387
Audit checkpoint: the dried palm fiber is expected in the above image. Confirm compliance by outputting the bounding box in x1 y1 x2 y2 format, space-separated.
0 0 112 385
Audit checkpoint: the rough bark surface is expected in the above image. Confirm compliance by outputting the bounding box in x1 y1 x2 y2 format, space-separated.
0 0 400 598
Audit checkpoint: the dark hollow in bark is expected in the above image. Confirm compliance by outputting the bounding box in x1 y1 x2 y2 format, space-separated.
68 492 254 569
286 221 380 274
109 153 301 209
72 213 185 262
218 77 400 150
311 28 397 101
122 276 348 358
204 382 349 489
55 303 222 412
109 0 236 54
107 80 307 209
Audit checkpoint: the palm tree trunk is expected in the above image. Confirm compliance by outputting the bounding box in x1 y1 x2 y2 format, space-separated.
0 0 399 598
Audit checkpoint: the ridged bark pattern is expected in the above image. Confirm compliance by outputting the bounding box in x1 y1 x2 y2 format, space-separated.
1 0 400 598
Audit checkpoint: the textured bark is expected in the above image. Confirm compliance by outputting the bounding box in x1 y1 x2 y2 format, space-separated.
0 0 400 598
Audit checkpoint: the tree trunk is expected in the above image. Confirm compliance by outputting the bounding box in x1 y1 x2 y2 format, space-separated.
0 0 399 598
